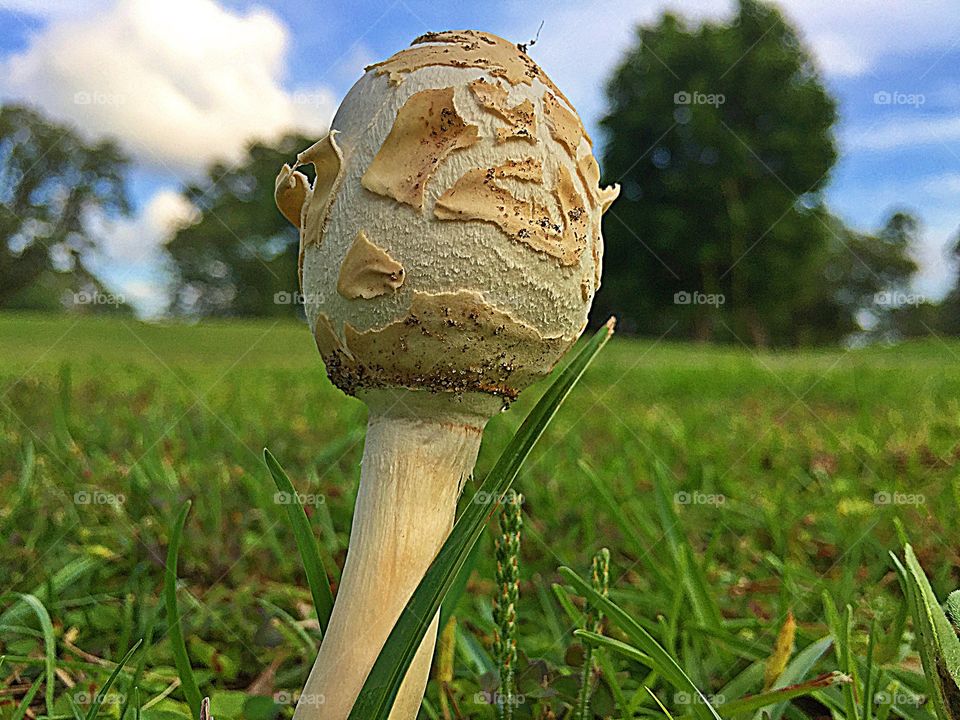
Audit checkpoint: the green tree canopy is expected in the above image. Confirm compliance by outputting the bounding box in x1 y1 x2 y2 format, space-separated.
0 104 129 309
166 133 316 317
596 0 841 345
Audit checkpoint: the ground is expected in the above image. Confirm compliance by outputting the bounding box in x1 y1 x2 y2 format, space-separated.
1 313 957 719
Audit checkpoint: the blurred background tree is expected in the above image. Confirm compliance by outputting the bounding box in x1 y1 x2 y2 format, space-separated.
165 133 315 317
0 104 129 311
594 0 921 346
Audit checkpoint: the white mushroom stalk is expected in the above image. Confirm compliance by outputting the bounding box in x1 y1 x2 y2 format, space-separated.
274 30 619 720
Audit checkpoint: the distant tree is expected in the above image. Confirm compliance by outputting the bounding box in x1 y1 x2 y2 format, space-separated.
0 104 129 308
166 134 316 317
596 0 838 345
795 211 920 344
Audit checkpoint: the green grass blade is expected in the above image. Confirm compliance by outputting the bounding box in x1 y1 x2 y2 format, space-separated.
348 321 614 720
263 449 335 632
164 500 203 717
6 593 57 715
85 640 142 720
899 544 960 720
563 566 721 720
711 672 848 718
761 635 834 720
12 674 44 720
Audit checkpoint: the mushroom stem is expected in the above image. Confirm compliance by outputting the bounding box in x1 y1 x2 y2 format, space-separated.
294 389 502 720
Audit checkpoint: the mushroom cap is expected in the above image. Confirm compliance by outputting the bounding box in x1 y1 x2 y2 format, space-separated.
276 30 619 401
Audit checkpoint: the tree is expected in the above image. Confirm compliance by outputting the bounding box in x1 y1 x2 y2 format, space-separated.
0 104 129 308
596 0 838 345
166 134 316 317
795 212 920 344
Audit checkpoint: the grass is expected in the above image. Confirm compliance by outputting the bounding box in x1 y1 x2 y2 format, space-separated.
0 311 958 720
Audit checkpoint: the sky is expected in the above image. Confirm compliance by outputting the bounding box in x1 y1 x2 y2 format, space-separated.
1 0 958 315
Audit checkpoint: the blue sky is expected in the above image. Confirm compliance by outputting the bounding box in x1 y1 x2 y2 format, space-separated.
1 0 958 314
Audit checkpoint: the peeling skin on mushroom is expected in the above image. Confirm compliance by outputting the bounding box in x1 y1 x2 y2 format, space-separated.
274 164 310 228
274 132 345 290
543 91 588 158
314 291 573 399
468 78 537 144
336 229 405 300
361 87 479 210
367 29 573 105
434 158 585 266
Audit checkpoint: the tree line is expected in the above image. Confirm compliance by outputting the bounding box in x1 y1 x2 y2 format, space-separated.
1 0 956 345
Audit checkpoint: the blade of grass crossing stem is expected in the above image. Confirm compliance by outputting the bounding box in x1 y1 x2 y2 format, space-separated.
348 320 614 720
562 566 721 720
85 640 142 720
12 674 43 720
9 593 56 715
263 449 334 632
164 501 203 717
763 636 834 720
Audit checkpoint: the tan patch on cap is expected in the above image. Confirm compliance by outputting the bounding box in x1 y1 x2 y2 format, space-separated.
367 30 572 105
336 230 405 300
468 78 536 144
434 157 586 265
576 153 620 216
290 132 346 289
361 87 478 211
275 164 310 228
314 290 573 398
543 91 588 158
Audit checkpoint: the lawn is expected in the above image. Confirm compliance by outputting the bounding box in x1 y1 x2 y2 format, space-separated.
1 312 958 719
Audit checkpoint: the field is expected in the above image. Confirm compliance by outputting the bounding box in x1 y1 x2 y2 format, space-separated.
1 312 958 720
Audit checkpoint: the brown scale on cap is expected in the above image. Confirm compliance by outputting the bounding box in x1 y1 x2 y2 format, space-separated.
367 29 574 108
313 291 572 399
336 229 405 300
361 87 479 210
467 78 537 144
434 157 587 266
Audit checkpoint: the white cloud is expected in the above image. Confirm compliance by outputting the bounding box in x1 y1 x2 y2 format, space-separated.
845 114 960 152
508 0 960 134
0 0 334 174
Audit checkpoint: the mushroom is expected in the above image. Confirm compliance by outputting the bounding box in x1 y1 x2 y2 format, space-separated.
274 30 619 720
